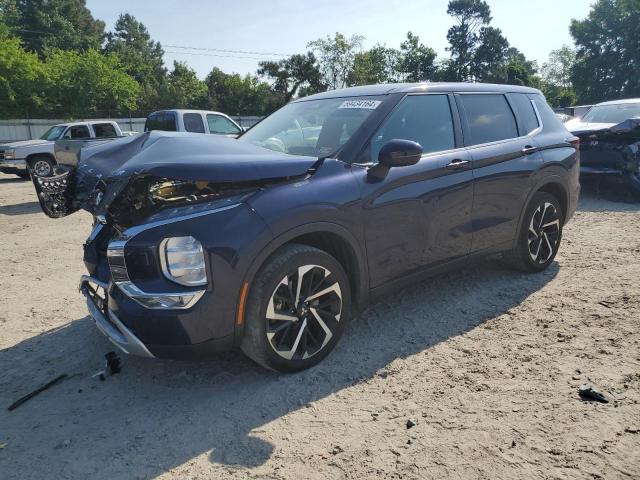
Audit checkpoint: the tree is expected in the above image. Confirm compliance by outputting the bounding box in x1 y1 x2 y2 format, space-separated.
44 48 139 117
348 45 400 86
541 45 576 89
445 0 492 80
162 61 208 109
104 14 166 87
1 0 104 55
0 36 48 117
307 32 364 90
570 0 640 103
540 46 576 107
399 32 437 81
258 52 324 102
206 67 283 115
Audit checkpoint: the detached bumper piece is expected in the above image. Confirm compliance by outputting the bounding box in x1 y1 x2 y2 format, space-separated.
31 167 77 218
79 275 154 358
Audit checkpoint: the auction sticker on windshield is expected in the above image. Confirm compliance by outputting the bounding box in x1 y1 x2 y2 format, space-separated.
338 99 382 109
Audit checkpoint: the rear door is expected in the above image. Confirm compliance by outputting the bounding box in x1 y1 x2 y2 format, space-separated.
456 93 544 252
356 93 474 287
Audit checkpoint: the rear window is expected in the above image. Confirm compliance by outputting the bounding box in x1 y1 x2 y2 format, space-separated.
459 94 518 146
507 93 539 135
145 112 177 132
529 94 568 132
184 113 205 133
93 123 117 138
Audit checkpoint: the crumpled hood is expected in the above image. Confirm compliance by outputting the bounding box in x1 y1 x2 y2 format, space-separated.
1 139 51 149
565 119 616 135
32 131 320 219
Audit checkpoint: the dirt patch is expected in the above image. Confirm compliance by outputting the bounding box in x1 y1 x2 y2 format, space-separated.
0 173 639 479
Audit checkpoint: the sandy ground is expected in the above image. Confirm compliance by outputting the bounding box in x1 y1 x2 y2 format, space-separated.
0 172 638 480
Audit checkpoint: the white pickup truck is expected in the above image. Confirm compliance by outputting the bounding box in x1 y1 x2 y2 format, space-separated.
0 120 126 177
144 109 243 136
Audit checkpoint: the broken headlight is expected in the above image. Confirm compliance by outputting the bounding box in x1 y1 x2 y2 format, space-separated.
159 236 207 287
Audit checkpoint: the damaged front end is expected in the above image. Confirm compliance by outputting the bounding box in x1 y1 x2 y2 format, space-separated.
29 131 321 357
572 117 640 193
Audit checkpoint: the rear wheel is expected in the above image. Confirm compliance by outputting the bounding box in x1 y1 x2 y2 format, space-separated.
241 244 350 372
505 192 563 272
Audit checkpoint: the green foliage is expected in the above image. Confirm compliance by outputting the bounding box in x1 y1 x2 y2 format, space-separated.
206 67 283 115
348 45 401 86
540 46 577 108
308 33 364 90
104 14 166 87
258 52 324 101
44 48 139 117
399 32 437 81
445 0 492 80
163 61 208 110
0 36 47 116
570 0 640 103
1 0 104 55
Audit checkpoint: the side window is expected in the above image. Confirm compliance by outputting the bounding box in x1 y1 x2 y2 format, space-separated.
507 93 539 135
63 125 91 139
93 123 117 138
207 114 241 135
530 94 568 133
370 95 455 163
459 94 518 146
183 113 205 133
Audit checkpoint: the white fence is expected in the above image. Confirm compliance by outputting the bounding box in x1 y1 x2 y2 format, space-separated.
0 116 263 143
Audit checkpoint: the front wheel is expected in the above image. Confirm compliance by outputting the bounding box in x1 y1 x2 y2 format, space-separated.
504 192 563 272
30 156 55 177
241 244 351 372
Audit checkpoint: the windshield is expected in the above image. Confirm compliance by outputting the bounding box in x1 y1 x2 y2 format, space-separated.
582 102 640 124
239 96 385 157
40 126 66 141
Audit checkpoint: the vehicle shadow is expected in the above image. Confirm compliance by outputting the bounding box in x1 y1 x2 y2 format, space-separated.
0 201 41 216
0 176 28 184
578 178 640 212
0 259 558 479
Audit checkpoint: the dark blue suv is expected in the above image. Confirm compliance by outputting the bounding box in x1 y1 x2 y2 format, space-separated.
33 83 580 372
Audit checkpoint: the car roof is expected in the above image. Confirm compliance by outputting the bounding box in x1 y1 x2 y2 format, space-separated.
295 82 541 102
53 120 115 128
595 98 640 106
151 109 229 116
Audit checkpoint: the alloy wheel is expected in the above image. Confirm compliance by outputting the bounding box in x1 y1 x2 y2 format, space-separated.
33 160 52 177
266 264 342 361
527 202 560 264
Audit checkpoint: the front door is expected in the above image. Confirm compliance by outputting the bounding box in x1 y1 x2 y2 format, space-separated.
354 94 474 288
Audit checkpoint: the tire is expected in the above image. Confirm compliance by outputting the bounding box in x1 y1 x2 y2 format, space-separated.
29 155 54 177
504 192 563 273
241 244 351 372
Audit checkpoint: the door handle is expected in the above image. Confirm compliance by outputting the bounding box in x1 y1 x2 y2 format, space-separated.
445 159 470 170
522 145 538 155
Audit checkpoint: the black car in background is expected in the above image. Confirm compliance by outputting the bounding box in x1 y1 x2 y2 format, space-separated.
31 82 580 372
566 98 640 196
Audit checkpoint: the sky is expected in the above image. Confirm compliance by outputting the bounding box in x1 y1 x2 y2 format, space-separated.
86 0 594 79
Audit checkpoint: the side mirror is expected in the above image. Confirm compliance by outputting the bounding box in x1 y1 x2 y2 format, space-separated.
378 139 423 168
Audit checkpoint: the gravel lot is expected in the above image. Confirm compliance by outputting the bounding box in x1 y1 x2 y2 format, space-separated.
0 173 639 479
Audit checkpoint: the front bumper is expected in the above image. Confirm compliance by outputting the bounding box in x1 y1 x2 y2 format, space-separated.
80 275 155 357
0 158 27 173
